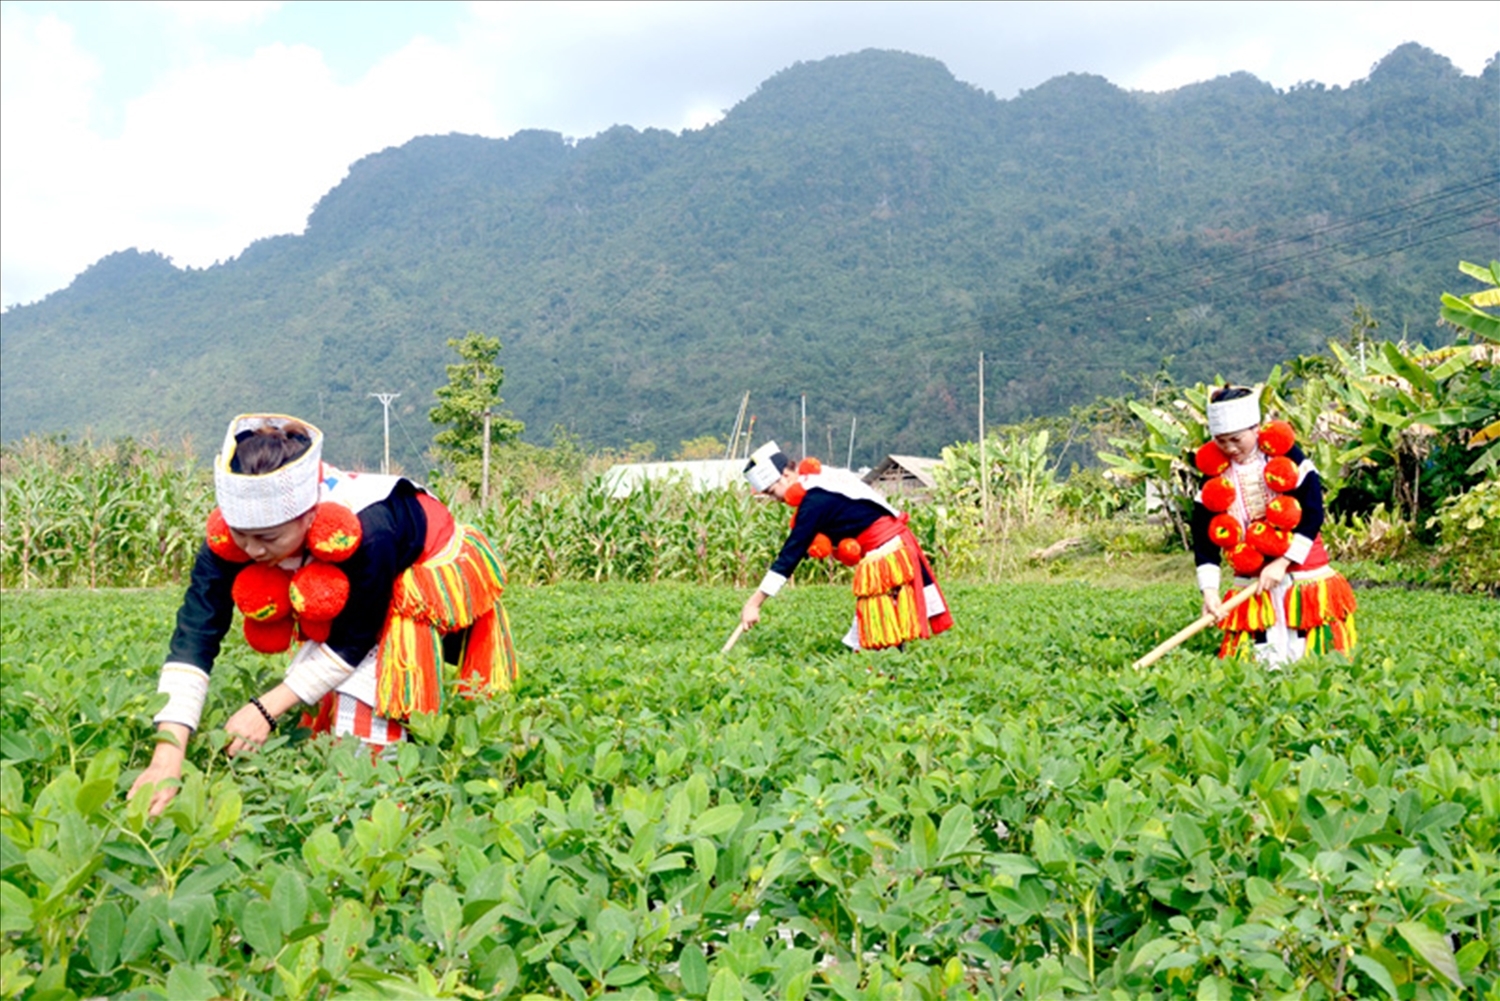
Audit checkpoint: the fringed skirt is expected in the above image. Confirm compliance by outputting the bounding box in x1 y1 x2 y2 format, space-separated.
1219 565 1356 663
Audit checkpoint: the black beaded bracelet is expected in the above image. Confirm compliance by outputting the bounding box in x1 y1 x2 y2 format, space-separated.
248 696 278 731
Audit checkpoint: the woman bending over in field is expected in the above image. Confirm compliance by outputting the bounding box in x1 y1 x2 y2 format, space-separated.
129 414 516 816
738 441 952 650
1190 386 1356 666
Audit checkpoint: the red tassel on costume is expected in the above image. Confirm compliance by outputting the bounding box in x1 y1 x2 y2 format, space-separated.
1258 421 1295 456
835 538 862 567
1264 456 1299 493
807 534 833 560
1265 495 1302 530
244 616 294 654
1195 442 1230 476
206 508 251 563
797 457 822 475
1247 521 1291 558
307 503 362 562
1208 513 1242 549
785 483 807 507
1202 476 1236 513
290 561 350 620
1228 542 1264 576
232 564 293 622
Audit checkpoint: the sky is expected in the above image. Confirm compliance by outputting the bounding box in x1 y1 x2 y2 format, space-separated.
2 1 1494 309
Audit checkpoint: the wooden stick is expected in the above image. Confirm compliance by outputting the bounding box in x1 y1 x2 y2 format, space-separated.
721 623 746 654
1132 583 1262 670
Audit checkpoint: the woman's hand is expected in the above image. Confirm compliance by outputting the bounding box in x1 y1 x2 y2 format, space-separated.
225 684 302 758
1201 588 1224 621
127 723 190 817
1259 557 1290 593
740 592 766 631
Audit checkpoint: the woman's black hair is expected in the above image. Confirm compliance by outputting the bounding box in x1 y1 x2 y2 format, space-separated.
1210 385 1254 404
231 423 313 474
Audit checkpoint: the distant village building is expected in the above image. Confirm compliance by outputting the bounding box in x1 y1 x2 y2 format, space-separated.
601 459 746 498
863 455 942 502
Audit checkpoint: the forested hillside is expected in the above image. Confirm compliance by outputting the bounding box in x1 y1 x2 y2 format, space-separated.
2 44 1495 469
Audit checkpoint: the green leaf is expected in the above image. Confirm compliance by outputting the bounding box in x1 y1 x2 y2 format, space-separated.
164 963 220 1001
690 803 744 838
322 899 371 979
1349 954 1399 1000
936 804 976 863
1396 921 1463 989
422 882 462 948
707 967 744 1001
679 944 710 997
272 869 309 933
0 881 33 933
86 900 124 972
547 961 588 1001
240 898 282 956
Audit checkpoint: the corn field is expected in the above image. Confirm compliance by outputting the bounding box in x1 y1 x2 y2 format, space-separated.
1 438 975 590
0 436 210 589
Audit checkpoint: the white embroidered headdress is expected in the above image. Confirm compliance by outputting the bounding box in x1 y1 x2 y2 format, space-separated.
214 414 323 529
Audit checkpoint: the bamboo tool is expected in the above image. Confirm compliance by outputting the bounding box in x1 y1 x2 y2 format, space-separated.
1132 583 1262 670
721 623 746 654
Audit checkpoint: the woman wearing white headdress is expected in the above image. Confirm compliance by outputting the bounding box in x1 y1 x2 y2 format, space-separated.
1190 387 1356 666
739 442 953 650
129 414 517 816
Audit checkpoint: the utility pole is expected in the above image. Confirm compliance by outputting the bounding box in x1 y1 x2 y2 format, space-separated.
978 353 988 533
846 417 857 470
800 394 807 460
369 393 400 474
481 409 493 505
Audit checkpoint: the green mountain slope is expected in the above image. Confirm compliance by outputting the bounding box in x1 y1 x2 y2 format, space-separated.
3 45 1495 470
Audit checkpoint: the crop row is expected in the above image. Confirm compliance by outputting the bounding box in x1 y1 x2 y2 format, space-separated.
2 582 1496 998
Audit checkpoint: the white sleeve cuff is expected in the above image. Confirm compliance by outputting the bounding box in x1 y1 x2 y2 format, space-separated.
283 642 356 704
1286 533 1314 565
758 570 788 597
1196 563 1222 594
154 662 211 731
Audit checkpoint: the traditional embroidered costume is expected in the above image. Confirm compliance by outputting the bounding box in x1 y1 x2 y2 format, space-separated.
745 443 952 650
154 415 517 747
1190 394 1356 665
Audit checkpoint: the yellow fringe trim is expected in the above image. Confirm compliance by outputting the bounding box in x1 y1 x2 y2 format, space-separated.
377 526 515 718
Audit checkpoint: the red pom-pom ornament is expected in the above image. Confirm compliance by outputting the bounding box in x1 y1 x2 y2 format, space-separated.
1247 521 1291 558
1228 542 1265 576
1208 513 1242 549
307 504 361 562
290 561 350 621
299 618 332 643
1201 475 1236 513
1264 456 1299 493
1257 420 1295 457
785 483 807 507
1194 442 1230 476
206 508 251 563
232 564 292 622
243 616 295 654
797 457 822 475
807 533 833 560
1265 495 1302 530
835 538 863 567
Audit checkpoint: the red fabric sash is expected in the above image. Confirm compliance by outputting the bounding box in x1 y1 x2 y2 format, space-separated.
416 492 456 560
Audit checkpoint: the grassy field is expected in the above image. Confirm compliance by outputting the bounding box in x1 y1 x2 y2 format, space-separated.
1 580 1497 999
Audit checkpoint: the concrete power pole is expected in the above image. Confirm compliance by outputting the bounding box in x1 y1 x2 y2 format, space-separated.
370 393 400 474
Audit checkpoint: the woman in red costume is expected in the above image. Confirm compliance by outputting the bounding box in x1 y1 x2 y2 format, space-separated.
738 442 953 650
129 414 517 816
1191 387 1357 665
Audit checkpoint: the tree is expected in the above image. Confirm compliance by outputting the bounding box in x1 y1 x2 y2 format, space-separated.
429 333 524 493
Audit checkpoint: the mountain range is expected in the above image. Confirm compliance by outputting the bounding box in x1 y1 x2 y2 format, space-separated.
2 43 1495 469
